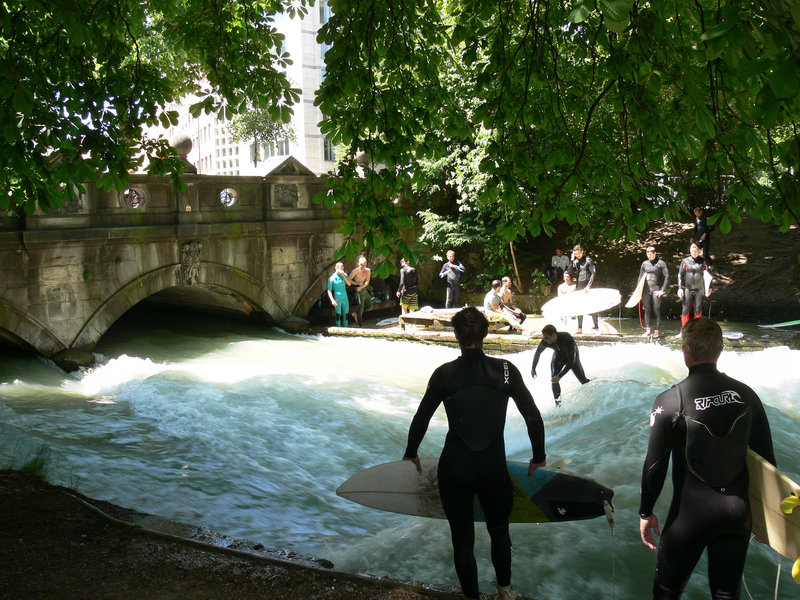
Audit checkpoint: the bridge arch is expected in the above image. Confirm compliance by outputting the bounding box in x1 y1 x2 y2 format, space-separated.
71 263 292 350
0 299 67 356
293 261 339 318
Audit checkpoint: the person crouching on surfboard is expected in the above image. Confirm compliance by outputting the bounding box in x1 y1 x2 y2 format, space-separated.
530 325 590 407
403 307 546 600
639 317 775 599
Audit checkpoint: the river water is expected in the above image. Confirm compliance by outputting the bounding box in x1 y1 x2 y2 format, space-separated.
1 308 798 599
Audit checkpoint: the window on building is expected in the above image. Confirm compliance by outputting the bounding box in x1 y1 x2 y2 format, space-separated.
319 1 331 24
277 138 290 156
324 139 335 162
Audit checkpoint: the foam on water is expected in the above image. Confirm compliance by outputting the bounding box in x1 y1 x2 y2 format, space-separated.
1 329 799 599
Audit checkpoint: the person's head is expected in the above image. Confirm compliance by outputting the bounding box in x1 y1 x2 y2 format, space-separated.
335 261 344 272
555 247 563 256
694 207 704 217
573 244 584 258
681 317 723 367
400 257 408 268
501 276 512 289
563 271 572 284
446 250 455 261
646 246 657 259
452 307 489 349
358 256 367 267
689 242 701 258
541 324 558 344
491 279 502 291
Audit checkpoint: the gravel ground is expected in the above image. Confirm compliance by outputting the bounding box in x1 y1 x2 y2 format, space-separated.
0 470 474 600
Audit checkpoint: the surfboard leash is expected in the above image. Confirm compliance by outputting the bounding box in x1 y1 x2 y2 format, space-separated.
742 534 783 600
604 500 616 599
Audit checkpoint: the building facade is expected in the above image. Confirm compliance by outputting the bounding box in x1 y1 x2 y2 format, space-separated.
156 1 335 177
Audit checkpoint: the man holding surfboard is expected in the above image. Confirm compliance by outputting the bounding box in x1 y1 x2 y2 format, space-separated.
639 317 775 599
403 307 546 600
569 245 598 334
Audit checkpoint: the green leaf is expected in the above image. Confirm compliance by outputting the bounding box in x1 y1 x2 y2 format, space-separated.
11 85 33 117
700 20 738 42
718 214 732 234
598 0 633 23
769 60 799 100
568 3 592 24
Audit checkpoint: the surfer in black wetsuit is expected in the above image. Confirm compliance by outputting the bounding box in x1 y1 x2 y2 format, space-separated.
691 207 712 265
403 307 546 600
569 245 598 334
678 243 712 328
638 246 670 338
530 325 590 406
639 317 775 600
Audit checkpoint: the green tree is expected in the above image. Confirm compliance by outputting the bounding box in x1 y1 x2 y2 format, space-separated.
316 0 800 263
1 0 306 214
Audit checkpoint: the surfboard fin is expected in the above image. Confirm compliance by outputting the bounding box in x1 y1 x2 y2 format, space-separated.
604 499 615 533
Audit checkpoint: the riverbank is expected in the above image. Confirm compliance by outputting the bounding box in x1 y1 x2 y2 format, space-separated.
0 470 471 600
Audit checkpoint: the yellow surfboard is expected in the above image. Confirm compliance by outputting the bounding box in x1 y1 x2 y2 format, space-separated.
747 449 800 561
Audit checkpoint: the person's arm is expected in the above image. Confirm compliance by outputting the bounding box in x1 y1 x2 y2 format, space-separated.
639 388 678 546
452 261 465 273
507 362 546 473
397 269 407 296
586 258 596 288
439 263 450 278
403 369 444 470
638 262 646 283
748 392 776 466
659 261 669 293
530 341 546 376
327 280 337 306
677 260 685 296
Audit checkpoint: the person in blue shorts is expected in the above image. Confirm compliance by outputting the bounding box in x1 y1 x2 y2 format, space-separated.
326 262 355 326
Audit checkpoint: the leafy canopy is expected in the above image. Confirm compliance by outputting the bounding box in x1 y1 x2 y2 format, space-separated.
316 0 800 265
1 0 306 214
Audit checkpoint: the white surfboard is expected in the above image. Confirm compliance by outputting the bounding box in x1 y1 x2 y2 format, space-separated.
747 449 800 561
625 276 647 308
541 288 621 318
703 269 713 296
337 459 614 524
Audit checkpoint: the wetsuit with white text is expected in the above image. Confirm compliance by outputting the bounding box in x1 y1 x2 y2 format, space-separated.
404 349 545 599
640 363 775 599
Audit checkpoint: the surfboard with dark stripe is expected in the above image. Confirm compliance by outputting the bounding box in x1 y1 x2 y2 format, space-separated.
337 459 614 524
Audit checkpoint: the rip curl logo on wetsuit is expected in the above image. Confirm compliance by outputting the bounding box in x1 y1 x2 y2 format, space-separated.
693 390 744 411
503 361 509 384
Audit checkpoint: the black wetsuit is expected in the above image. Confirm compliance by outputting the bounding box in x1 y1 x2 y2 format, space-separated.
640 363 775 600
404 349 545 599
571 255 598 330
638 259 669 331
678 256 711 326
530 332 589 400
693 215 712 265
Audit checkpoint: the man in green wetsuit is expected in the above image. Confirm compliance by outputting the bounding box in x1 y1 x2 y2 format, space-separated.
327 262 355 327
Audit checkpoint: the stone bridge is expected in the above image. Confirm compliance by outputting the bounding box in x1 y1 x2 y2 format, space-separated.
0 157 347 365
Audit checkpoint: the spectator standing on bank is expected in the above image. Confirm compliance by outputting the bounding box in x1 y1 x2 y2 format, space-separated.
440 249 466 309
396 258 419 314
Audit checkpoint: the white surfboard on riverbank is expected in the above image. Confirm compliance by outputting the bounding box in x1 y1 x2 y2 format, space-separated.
542 288 621 319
